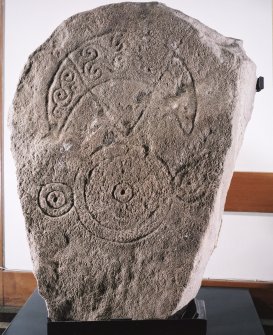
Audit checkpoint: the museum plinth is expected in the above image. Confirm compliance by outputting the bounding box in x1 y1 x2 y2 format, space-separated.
3 287 265 335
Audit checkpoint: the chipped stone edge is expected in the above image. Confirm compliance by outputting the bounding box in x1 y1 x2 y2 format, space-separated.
173 57 256 313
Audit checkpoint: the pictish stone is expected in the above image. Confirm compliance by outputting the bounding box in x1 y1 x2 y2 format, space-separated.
10 2 256 321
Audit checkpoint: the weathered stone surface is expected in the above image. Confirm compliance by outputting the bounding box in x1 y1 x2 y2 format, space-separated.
10 2 256 321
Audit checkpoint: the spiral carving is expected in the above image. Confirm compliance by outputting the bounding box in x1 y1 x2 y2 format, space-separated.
84 62 102 80
52 88 72 106
81 46 98 60
60 69 75 83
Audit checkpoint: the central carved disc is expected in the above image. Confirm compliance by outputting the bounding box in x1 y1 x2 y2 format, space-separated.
47 191 66 209
113 183 133 203
75 145 172 243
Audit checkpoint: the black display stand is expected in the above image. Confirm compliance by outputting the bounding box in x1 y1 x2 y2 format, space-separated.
48 299 206 335
3 288 265 335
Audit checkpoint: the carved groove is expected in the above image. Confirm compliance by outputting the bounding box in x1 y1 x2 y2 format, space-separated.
44 31 198 241
75 145 173 243
38 183 74 217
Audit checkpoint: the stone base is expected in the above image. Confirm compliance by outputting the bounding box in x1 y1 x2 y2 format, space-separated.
47 299 207 335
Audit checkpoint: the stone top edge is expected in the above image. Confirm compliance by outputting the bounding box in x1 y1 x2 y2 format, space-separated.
33 2 253 62
10 1 256 128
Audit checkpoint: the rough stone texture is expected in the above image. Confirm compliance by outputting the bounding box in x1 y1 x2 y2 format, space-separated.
10 2 256 321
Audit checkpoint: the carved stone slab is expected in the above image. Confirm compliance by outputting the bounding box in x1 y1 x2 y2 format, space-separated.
10 3 256 321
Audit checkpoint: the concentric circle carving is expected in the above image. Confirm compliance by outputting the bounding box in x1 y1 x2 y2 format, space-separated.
75 145 172 243
39 183 73 217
